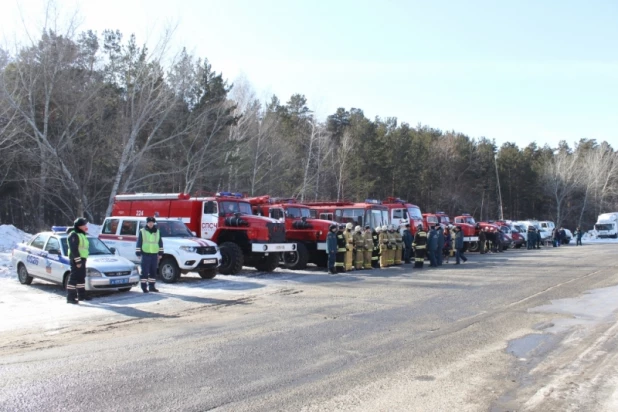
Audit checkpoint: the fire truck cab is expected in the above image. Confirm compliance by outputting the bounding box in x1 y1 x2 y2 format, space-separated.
307 200 389 229
111 193 295 275
248 196 335 269
453 214 481 252
382 197 424 234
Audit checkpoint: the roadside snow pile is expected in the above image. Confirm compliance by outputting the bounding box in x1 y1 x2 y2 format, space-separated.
0 225 31 252
582 230 618 243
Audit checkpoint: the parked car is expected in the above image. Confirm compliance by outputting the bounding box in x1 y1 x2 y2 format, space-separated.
99 217 222 283
12 227 140 292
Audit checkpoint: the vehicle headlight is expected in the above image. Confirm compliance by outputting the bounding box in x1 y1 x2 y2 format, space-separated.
86 268 102 277
131 265 139 276
180 246 197 253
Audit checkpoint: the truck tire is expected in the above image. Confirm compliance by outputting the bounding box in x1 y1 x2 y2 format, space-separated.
159 257 180 283
254 253 279 272
467 241 479 252
282 243 309 270
199 269 217 279
17 264 33 285
218 242 244 275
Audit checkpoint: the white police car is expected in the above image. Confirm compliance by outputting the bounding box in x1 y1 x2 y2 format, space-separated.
12 227 140 292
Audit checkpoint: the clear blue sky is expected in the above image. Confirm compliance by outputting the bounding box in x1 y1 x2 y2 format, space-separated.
2 0 617 149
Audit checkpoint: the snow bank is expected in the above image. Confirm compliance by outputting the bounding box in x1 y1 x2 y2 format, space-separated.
0 225 31 252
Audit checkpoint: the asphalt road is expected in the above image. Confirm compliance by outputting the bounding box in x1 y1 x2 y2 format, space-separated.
1 244 618 412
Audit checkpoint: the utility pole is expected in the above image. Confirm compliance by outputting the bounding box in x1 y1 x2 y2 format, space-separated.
494 154 504 220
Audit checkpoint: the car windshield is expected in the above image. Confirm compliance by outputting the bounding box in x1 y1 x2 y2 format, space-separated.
61 236 113 256
426 216 438 223
365 208 388 228
595 223 614 231
156 221 193 237
287 206 311 219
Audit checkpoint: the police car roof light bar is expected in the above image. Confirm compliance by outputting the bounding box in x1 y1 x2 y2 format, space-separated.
51 226 69 233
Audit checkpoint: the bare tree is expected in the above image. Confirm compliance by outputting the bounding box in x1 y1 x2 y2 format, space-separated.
336 130 354 201
541 148 583 226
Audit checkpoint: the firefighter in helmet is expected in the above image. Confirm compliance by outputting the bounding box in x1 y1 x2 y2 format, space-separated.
393 224 403 265
385 225 396 266
353 225 364 270
371 226 381 268
363 225 374 269
379 225 389 268
344 222 355 271
335 224 347 272
412 224 428 268
326 224 338 274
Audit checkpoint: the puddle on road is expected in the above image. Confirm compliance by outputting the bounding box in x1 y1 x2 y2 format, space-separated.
506 333 552 358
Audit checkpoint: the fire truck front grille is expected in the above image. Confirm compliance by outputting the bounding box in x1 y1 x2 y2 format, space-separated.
196 246 217 255
267 222 286 243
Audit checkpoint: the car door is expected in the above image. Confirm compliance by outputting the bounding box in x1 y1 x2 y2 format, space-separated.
26 234 49 278
43 236 66 284
117 219 139 261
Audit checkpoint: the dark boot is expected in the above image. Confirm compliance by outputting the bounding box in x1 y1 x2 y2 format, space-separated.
67 288 78 304
148 281 159 292
77 288 92 301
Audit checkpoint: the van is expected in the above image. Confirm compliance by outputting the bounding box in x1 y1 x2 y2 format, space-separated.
594 213 618 238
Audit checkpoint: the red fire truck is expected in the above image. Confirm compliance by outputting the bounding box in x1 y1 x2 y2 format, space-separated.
422 213 439 231
452 213 481 251
111 193 296 275
435 211 451 228
382 197 424 234
306 200 390 229
247 196 335 269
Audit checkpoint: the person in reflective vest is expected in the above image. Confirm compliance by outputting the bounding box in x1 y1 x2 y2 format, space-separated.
353 226 365 270
412 225 428 268
344 222 355 271
393 225 403 265
66 217 90 304
136 217 164 293
379 225 390 268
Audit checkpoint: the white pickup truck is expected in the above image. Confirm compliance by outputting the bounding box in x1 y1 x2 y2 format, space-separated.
12 227 140 292
99 217 222 283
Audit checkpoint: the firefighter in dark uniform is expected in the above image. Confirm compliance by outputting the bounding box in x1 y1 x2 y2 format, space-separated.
371 226 381 268
66 217 90 304
136 216 164 293
402 223 413 264
527 226 535 250
362 225 374 269
335 224 347 272
326 224 338 274
412 224 428 268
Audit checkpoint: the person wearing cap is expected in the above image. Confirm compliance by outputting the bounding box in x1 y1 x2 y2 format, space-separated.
66 217 90 304
402 223 413 264
436 225 445 266
362 225 374 269
427 225 438 267
412 224 428 268
326 224 338 274
353 225 365 270
344 222 355 271
136 217 164 293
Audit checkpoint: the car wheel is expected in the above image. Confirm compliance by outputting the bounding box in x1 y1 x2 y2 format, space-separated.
118 287 132 292
17 264 33 285
467 241 479 253
158 257 180 283
198 269 217 279
63 272 70 290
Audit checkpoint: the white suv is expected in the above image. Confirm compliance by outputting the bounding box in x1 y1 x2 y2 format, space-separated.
99 217 221 283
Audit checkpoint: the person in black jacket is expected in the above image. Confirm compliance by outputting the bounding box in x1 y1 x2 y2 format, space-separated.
402 223 413 264
66 217 91 304
412 225 428 268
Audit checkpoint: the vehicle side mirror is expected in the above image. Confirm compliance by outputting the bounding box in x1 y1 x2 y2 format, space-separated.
109 247 116 254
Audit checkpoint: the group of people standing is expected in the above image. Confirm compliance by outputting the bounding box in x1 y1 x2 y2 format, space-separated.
326 222 468 274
